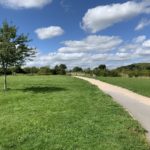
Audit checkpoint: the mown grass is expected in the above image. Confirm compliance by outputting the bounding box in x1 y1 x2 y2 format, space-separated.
0 75 149 150
97 77 150 97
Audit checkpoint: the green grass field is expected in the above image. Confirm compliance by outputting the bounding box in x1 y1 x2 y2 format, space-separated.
97 77 150 97
0 76 150 150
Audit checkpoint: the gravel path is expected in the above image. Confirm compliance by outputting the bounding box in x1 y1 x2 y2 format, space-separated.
75 76 150 141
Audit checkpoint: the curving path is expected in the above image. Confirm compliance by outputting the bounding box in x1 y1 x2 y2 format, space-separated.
75 76 150 141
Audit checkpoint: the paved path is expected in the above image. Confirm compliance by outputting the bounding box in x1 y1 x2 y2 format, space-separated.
75 76 150 141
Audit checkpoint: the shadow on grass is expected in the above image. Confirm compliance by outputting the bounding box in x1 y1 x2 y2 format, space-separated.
22 86 67 93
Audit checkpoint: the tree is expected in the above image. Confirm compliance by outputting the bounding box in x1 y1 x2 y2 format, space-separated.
93 65 108 76
24 67 39 75
23 67 31 74
59 64 67 70
0 21 35 90
98 64 106 70
72 66 83 72
38 66 52 75
54 64 67 75
30 67 39 75
58 64 67 75
84 68 92 74
12 65 25 74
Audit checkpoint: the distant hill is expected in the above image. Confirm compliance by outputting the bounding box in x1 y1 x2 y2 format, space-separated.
115 63 150 77
116 63 150 71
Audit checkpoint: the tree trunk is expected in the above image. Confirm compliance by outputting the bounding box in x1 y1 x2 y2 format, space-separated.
2 63 8 91
4 72 7 90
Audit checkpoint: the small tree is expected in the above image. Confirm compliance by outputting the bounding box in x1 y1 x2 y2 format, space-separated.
98 64 106 70
0 21 36 90
54 64 67 75
38 66 52 75
72 66 83 72
58 64 67 75
24 67 39 75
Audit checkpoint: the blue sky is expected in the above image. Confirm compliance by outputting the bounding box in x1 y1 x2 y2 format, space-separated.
0 0 150 68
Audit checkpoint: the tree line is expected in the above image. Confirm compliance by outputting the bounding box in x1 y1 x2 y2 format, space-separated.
0 63 150 77
0 64 67 75
72 63 150 77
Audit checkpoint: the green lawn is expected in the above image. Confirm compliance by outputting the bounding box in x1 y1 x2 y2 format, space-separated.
97 77 150 97
0 75 149 150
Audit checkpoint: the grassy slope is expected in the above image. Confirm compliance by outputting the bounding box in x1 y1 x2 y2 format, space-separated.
0 75 149 150
97 77 150 97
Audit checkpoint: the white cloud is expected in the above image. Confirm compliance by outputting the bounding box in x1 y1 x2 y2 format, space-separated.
58 35 122 53
135 18 150 30
133 35 146 43
26 51 134 69
35 26 64 40
26 35 150 69
91 54 108 61
143 39 150 47
90 53 131 62
49 52 85 61
119 35 150 57
0 0 52 9
26 52 88 68
81 1 150 33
